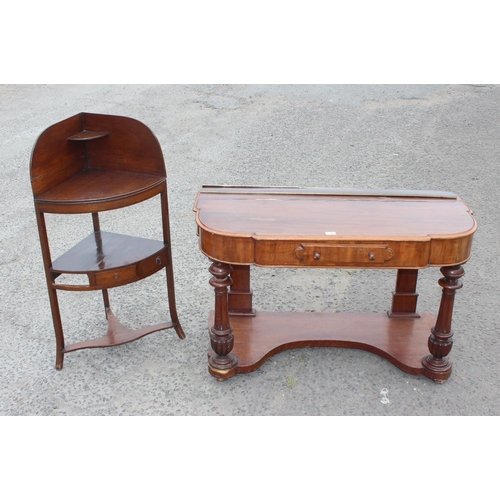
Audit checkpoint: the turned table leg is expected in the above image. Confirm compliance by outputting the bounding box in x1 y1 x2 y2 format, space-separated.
422 265 464 383
208 261 238 381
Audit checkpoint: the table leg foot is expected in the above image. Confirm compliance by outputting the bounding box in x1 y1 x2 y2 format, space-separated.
208 325 238 381
208 354 238 381
55 351 64 371
422 355 452 382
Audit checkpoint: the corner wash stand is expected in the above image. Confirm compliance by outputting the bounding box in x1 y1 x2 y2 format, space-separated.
31 113 185 369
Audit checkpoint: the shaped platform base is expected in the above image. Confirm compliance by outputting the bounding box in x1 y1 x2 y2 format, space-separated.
208 310 440 380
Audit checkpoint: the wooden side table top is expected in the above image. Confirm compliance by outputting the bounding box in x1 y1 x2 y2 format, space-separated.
194 186 477 269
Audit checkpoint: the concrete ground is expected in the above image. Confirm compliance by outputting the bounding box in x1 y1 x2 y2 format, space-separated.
1 84 499 416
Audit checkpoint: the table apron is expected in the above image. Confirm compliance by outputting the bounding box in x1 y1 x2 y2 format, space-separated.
200 230 474 268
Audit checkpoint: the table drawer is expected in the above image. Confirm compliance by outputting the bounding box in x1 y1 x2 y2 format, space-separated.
294 244 395 266
91 247 168 288
136 247 168 277
94 264 137 286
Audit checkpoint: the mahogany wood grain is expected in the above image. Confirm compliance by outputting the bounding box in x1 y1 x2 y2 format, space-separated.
388 269 420 318
49 231 169 291
51 231 165 273
194 186 477 383
422 265 465 382
35 169 165 214
194 187 476 268
208 310 437 375
83 113 166 176
31 113 185 369
228 265 255 316
208 262 238 380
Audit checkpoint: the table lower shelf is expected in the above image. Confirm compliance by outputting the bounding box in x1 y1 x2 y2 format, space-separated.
208 310 437 377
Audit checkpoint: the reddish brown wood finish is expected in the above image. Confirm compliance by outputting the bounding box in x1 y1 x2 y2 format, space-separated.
388 269 420 318
422 265 465 382
194 187 476 268
193 186 477 382
228 265 255 316
208 262 238 380
31 113 185 369
208 311 437 375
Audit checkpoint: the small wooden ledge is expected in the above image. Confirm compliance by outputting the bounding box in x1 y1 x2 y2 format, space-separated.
68 130 109 141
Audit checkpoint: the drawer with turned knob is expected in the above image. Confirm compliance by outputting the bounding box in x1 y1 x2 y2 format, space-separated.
294 243 395 266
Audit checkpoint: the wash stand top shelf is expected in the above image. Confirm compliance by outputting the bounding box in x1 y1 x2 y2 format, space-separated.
30 112 167 214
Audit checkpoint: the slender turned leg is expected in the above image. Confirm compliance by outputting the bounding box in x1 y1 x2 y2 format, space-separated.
388 269 420 318
208 261 238 381
422 265 464 383
228 264 255 316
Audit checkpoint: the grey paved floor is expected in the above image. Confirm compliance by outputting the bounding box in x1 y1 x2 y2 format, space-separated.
1 84 499 416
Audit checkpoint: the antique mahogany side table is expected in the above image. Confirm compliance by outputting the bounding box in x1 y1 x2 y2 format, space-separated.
31 112 185 369
193 186 477 382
